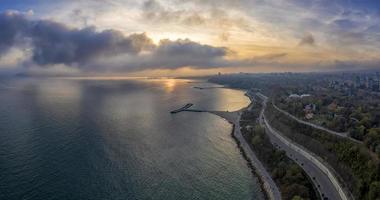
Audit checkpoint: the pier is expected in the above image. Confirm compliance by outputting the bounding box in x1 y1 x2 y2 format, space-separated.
170 104 214 114
170 103 194 113
193 86 224 90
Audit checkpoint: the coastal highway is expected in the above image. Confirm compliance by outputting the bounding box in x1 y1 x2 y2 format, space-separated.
257 93 349 200
210 110 282 200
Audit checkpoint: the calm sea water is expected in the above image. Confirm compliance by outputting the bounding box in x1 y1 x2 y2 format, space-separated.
0 77 264 200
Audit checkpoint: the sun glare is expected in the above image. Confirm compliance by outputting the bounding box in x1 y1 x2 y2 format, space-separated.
164 79 176 92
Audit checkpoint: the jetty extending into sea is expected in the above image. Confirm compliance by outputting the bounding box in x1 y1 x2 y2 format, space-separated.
170 103 194 113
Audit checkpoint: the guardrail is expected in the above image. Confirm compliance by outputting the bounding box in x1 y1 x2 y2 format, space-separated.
263 116 350 200
256 92 352 200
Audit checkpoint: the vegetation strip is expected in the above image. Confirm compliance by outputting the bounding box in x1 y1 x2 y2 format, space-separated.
240 100 319 200
265 100 379 199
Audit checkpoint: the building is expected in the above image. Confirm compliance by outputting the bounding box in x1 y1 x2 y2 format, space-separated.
355 76 361 88
289 94 301 98
369 77 374 90
288 94 311 99
305 113 314 120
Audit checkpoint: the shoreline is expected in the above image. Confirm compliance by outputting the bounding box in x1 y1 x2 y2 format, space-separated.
173 81 281 199
206 107 281 200
229 123 270 200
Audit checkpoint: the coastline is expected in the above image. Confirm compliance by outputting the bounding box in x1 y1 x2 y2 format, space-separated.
173 80 281 199
206 103 281 200
230 124 269 200
224 120 279 200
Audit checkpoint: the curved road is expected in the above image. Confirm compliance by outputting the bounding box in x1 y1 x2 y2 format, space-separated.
271 102 361 144
256 93 350 200
272 103 348 137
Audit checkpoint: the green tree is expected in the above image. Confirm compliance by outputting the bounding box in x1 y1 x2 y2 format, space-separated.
368 181 380 200
365 128 380 156
350 125 366 140
291 196 304 200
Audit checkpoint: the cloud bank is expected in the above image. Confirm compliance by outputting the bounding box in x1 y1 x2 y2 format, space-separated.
1 1 380 76
0 10 234 73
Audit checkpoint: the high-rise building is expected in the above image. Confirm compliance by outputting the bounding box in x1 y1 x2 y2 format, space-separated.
369 77 374 90
355 75 361 88
374 80 380 92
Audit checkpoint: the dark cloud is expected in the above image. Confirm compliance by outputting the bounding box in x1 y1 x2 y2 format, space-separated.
0 11 155 65
0 10 232 71
156 39 226 58
89 39 230 71
144 39 228 69
0 11 29 54
299 33 315 46
29 23 154 65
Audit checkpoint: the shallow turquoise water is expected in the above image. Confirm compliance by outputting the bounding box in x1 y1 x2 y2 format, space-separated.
0 78 264 200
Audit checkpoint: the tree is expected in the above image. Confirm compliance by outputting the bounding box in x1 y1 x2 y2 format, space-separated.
350 125 366 140
253 125 265 136
291 196 304 200
359 116 371 128
368 181 380 200
365 128 380 156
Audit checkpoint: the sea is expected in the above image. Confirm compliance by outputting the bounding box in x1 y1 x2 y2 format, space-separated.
0 77 264 200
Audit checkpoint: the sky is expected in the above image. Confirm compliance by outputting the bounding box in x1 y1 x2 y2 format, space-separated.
0 0 380 76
